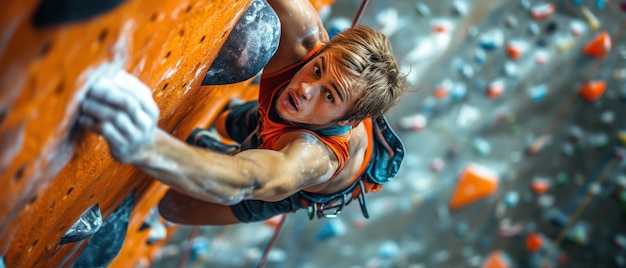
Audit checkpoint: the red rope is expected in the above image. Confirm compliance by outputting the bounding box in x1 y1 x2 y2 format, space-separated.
257 214 288 268
352 0 370 27
177 226 201 268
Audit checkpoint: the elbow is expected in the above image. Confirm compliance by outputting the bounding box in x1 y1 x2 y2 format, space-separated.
158 194 183 224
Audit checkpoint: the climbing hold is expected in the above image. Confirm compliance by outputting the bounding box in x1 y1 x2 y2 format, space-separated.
503 62 519 78
448 163 499 210
455 222 468 236
451 0 469 16
504 191 520 208
556 172 569 185
433 80 452 99
534 50 549 65
615 234 626 249
583 31 611 58
60 205 103 245
618 130 626 145
479 29 504 50
415 2 431 16
429 158 445 172
614 68 626 81
570 21 586 37
378 240 400 259
505 15 518 29
457 105 481 129
526 232 545 253
596 0 607 9
579 80 606 102
505 40 528 60
473 138 492 156
74 191 135 267
316 219 346 241
528 22 540 36
482 250 512 268
327 18 351 39
528 84 548 102
556 37 575 53
475 49 487 64
530 3 555 21
562 143 575 156
548 209 569 228
451 82 468 100
487 80 505 99
531 177 551 194
499 219 523 237
203 0 280 85
431 19 453 33
566 222 589 245
459 64 474 79
32 0 125 27
581 6 601 30
399 114 427 131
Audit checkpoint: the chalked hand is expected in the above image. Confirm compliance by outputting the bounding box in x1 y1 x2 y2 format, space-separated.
79 70 160 163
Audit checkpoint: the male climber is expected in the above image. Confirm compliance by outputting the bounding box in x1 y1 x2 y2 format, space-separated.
79 0 405 225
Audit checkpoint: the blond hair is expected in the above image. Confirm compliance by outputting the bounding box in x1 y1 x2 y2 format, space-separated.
320 25 404 122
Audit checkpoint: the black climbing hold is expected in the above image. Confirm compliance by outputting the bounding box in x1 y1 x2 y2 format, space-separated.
32 0 126 27
202 0 280 85
60 205 103 245
72 191 135 268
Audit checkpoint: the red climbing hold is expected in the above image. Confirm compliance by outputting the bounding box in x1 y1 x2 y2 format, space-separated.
579 80 606 102
526 232 545 253
583 31 611 58
530 3 555 21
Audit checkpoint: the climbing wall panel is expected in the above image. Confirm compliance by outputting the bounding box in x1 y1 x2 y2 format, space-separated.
0 0 253 267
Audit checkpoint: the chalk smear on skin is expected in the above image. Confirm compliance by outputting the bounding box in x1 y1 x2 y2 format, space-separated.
297 134 335 180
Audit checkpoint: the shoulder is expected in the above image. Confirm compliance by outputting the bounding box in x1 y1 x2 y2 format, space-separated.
263 0 328 74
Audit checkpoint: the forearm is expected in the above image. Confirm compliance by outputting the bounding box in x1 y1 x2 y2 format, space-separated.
135 129 261 205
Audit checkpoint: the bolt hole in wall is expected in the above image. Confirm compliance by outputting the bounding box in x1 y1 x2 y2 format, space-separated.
163 51 171 62
13 165 25 182
39 42 51 59
55 82 64 96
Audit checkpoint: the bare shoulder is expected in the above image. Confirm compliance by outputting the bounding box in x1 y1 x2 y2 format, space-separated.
264 0 329 74
274 131 339 183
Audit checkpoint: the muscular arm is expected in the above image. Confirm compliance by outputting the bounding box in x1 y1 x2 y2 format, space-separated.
140 128 337 205
263 0 329 74
79 70 338 205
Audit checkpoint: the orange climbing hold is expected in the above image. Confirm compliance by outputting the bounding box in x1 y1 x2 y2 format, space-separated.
449 163 499 210
505 41 525 60
579 80 606 102
482 251 511 268
526 232 545 253
433 85 450 99
583 31 611 58
487 80 505 99
531 178 550 194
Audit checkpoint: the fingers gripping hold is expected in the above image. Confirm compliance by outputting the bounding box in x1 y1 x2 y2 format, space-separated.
80 70 161 163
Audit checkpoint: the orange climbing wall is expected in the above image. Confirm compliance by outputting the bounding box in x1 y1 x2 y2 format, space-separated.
0 0 334 267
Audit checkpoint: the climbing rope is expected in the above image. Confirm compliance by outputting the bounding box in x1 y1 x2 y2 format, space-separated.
539 148 619 265
257 214 288 268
